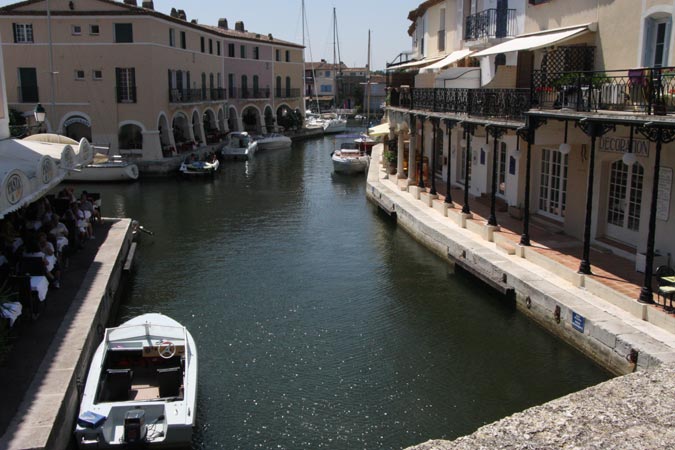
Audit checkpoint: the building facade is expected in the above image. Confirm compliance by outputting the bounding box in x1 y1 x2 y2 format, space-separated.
0 0 304 161
387 0 675 304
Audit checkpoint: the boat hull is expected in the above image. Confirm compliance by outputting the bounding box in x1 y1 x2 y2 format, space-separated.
257 139 292 150
332 155 369 174
179 160 219 176
75 313 197 449
66 163 139 182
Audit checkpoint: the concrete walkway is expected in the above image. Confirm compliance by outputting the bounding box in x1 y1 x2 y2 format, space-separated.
0 218 133 450
366 144 675 374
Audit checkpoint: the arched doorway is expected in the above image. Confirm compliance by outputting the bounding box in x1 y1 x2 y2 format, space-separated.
203 109 218 144
64 115 92 142
263 106 275 133
172 113 192 151
228 106 239 131
192 110 204 145
242 106 261 134
118 123 143 151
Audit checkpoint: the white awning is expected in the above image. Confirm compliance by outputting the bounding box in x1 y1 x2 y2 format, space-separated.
0 137 94 218
387 55 445 70
473 24 593 57
420 49 475 73
368 123 391 137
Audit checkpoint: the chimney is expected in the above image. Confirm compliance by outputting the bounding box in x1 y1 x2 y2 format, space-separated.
123 0 137 5
170 7 178 18
234 21 245 32
218 18 228 30
141 1 154 9
191 19 198 24
177 9 187 21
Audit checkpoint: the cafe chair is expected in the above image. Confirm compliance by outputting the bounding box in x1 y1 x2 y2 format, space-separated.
655 265 675 311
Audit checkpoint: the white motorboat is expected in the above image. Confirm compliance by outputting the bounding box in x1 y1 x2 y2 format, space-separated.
179 157 220 176
254 133 292 150
66 153 140 182
331 141 369 174
219 131 257 160
74 313 197 449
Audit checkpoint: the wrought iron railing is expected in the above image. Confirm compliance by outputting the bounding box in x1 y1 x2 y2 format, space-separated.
229 87 270 99
390 87 530 120
465 8 516 41
531 67 675 114
169 88 203 103
276 88 301 99
210 88 227 101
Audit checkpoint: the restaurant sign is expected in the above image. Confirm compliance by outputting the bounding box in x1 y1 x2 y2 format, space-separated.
599 136 649 157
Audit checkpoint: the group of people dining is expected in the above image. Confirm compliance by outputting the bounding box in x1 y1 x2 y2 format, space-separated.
0 187 102 325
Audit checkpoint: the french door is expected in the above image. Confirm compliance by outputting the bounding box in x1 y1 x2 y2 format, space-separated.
538 148 568 220
606 160 643 243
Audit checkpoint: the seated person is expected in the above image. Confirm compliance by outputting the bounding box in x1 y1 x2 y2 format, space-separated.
79 191 101 223
23 237 60 288
37 232 61 288
48 215 69 253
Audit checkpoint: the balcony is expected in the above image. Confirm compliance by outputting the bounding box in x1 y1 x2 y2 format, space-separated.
169 88 227 103
465 8 516 41
390 87 530 120
229 87 270 100
531 67 675 115
275 88 301 99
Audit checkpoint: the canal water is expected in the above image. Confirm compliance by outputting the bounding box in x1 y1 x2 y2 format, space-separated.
84 132 609 449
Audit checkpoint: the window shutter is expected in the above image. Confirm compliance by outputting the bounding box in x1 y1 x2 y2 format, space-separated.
644 18 655 66
664 17 673 66
115 68 122 102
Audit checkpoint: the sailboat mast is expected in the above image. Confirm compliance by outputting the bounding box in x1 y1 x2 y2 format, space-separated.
332 7 337 110
301 0 306 113
366 30 371 124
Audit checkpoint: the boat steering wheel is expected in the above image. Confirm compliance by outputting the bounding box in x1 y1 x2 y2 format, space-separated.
158 340 176 359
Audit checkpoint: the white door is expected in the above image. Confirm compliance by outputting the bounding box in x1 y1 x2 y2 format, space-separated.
537 148 568 220
606 160 644 244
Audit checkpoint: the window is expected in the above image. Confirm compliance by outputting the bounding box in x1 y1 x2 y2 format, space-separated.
217 41 221 56
325 71 330 77
92 69 103 80
90 24 100 35
169 28 175 47
241 75 248 97
438 8 445 52
285 76 291 97
276 76 281 97
240 45 246 58
75 69 85 80
115 67 136 103
228 73 235 96
114 23 133 43
529 0 551 4
209 39 213 54
200 36 205 53
254 46 259 60
180 31 186 49
275 49 280 61
643 16 672 67
13 23 33 43
320 85 332 93
228 43 235 57
285 50 290 62
18 67 39 102
72 25 82 35
253 75 259 95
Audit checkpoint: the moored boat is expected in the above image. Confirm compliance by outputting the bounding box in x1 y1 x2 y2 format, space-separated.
331 141 369 174
66 153 140 182
254 133 292 150
179 155 220 176
75 313 197 449
219 131 257 160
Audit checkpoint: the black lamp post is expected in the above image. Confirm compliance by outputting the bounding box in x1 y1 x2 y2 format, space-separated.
444 119 456 205
461 122 476 215
418 115 426 189
487 125 506 227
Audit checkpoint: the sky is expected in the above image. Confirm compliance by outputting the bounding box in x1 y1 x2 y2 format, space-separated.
0 0 421 70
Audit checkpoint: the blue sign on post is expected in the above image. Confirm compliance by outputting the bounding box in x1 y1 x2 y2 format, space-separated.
572 312 585 333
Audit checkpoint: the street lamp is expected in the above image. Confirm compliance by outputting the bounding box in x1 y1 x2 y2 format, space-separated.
34 103 46 124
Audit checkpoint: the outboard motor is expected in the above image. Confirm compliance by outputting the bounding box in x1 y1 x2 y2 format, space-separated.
124 409 146 444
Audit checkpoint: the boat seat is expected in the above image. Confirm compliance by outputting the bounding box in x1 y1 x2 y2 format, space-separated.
157 366 182 398
104 368 133 402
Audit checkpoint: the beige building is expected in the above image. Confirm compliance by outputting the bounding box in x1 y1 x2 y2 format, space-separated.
0 0 304 162
387 0 675 304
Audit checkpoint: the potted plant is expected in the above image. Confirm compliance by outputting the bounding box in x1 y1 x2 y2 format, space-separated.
384 149 397 175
